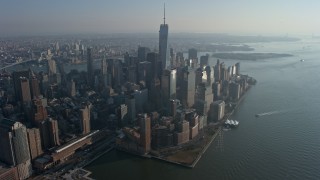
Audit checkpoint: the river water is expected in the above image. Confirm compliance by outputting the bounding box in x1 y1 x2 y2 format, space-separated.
85 38 320 180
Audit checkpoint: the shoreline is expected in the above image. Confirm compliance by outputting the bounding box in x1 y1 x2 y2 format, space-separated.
82 146 114 168
155 85 252 168
189 127 221 168
115 85 253 168
212 52 293 61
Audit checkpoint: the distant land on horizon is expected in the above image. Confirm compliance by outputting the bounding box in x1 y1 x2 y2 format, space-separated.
0 33 300 43
212 53 293 61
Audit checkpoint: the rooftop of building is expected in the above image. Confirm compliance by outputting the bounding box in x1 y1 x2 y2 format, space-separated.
0 118 18 129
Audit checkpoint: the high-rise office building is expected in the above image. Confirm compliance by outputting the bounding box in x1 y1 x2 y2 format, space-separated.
138 61 152 87
127 66 137 84
214 59 221 82
213 82 221 100
170 48 176 68
26 128 43 160
221 64 229 81
125 95 136 124
101 57 108 76
152 125 172 149
195 67 203 88
200 55 209 68
116 104 128 127
209 100 225 121
229 82 241 100
80 105 91 135
110 59 123 89
47 59 57 82
67 79 76 97
180 67 196 108
132 89 148 113
195 82 213 115
103 59 113 88
48 59 57 75
0 119 32 179
13 70 32 102
148 77 162 110
55 42 59 51
174 120 190 145
169 99 178 119
32 98 48 125
146 52 160 79
20 77 32 103
204 66 214 86
161 69 177 106
87 47 94 88
38 72 49 96
123 55 138 84
100 57 109 86
30 77 40 99
138 47 151 62
39 118 60 150
175 52 184 67
159 5 169 71
139 114 151 153
231 65 236 76
188 48 198 60
222 80 230 97
235 62 240 75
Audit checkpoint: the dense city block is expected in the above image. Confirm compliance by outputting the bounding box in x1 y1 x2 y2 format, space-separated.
0 10 256 180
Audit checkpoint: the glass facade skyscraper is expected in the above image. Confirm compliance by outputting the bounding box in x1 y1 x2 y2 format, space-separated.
0 119 32 179
159 5 169 72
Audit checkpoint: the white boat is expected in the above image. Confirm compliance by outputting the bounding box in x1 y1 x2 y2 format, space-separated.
224 119 239 128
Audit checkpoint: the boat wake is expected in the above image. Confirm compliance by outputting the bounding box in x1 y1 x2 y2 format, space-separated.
255 110 284 117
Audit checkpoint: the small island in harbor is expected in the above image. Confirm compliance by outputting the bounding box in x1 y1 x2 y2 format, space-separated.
212 53 293 60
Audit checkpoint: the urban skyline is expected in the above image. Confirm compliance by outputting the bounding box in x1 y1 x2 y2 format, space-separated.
1 1 320 36
1 2 319 180
0 4 258 179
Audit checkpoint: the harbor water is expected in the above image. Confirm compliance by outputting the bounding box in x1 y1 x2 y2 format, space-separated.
85 38 320 180
8 38 320 180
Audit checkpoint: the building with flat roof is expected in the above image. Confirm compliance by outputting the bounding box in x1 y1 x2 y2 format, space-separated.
87 47 94 88
27 128 43 160
0 165 19 180
139 114 151 153
209 100 225 121
180 67 196 108
188 48 197 60
0 119 32 179
39 118 60 150
161 69 177 107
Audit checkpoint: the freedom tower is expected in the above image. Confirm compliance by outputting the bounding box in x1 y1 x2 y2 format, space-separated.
159 4 169 72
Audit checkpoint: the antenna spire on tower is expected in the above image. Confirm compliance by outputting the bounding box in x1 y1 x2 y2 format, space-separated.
164 3 166 24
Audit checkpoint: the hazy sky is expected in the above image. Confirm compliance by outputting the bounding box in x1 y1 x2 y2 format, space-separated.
1 0 320 36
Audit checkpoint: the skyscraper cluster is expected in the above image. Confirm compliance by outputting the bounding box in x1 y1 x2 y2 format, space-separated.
115 8 251 155
0 6 256 179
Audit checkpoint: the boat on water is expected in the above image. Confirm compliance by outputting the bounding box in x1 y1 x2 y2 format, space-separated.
255 111 279 117
224 119 239 128
300 59 305 62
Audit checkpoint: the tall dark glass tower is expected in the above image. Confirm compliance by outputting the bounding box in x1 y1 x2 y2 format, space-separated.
159 4 169 73
87 47 94 88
